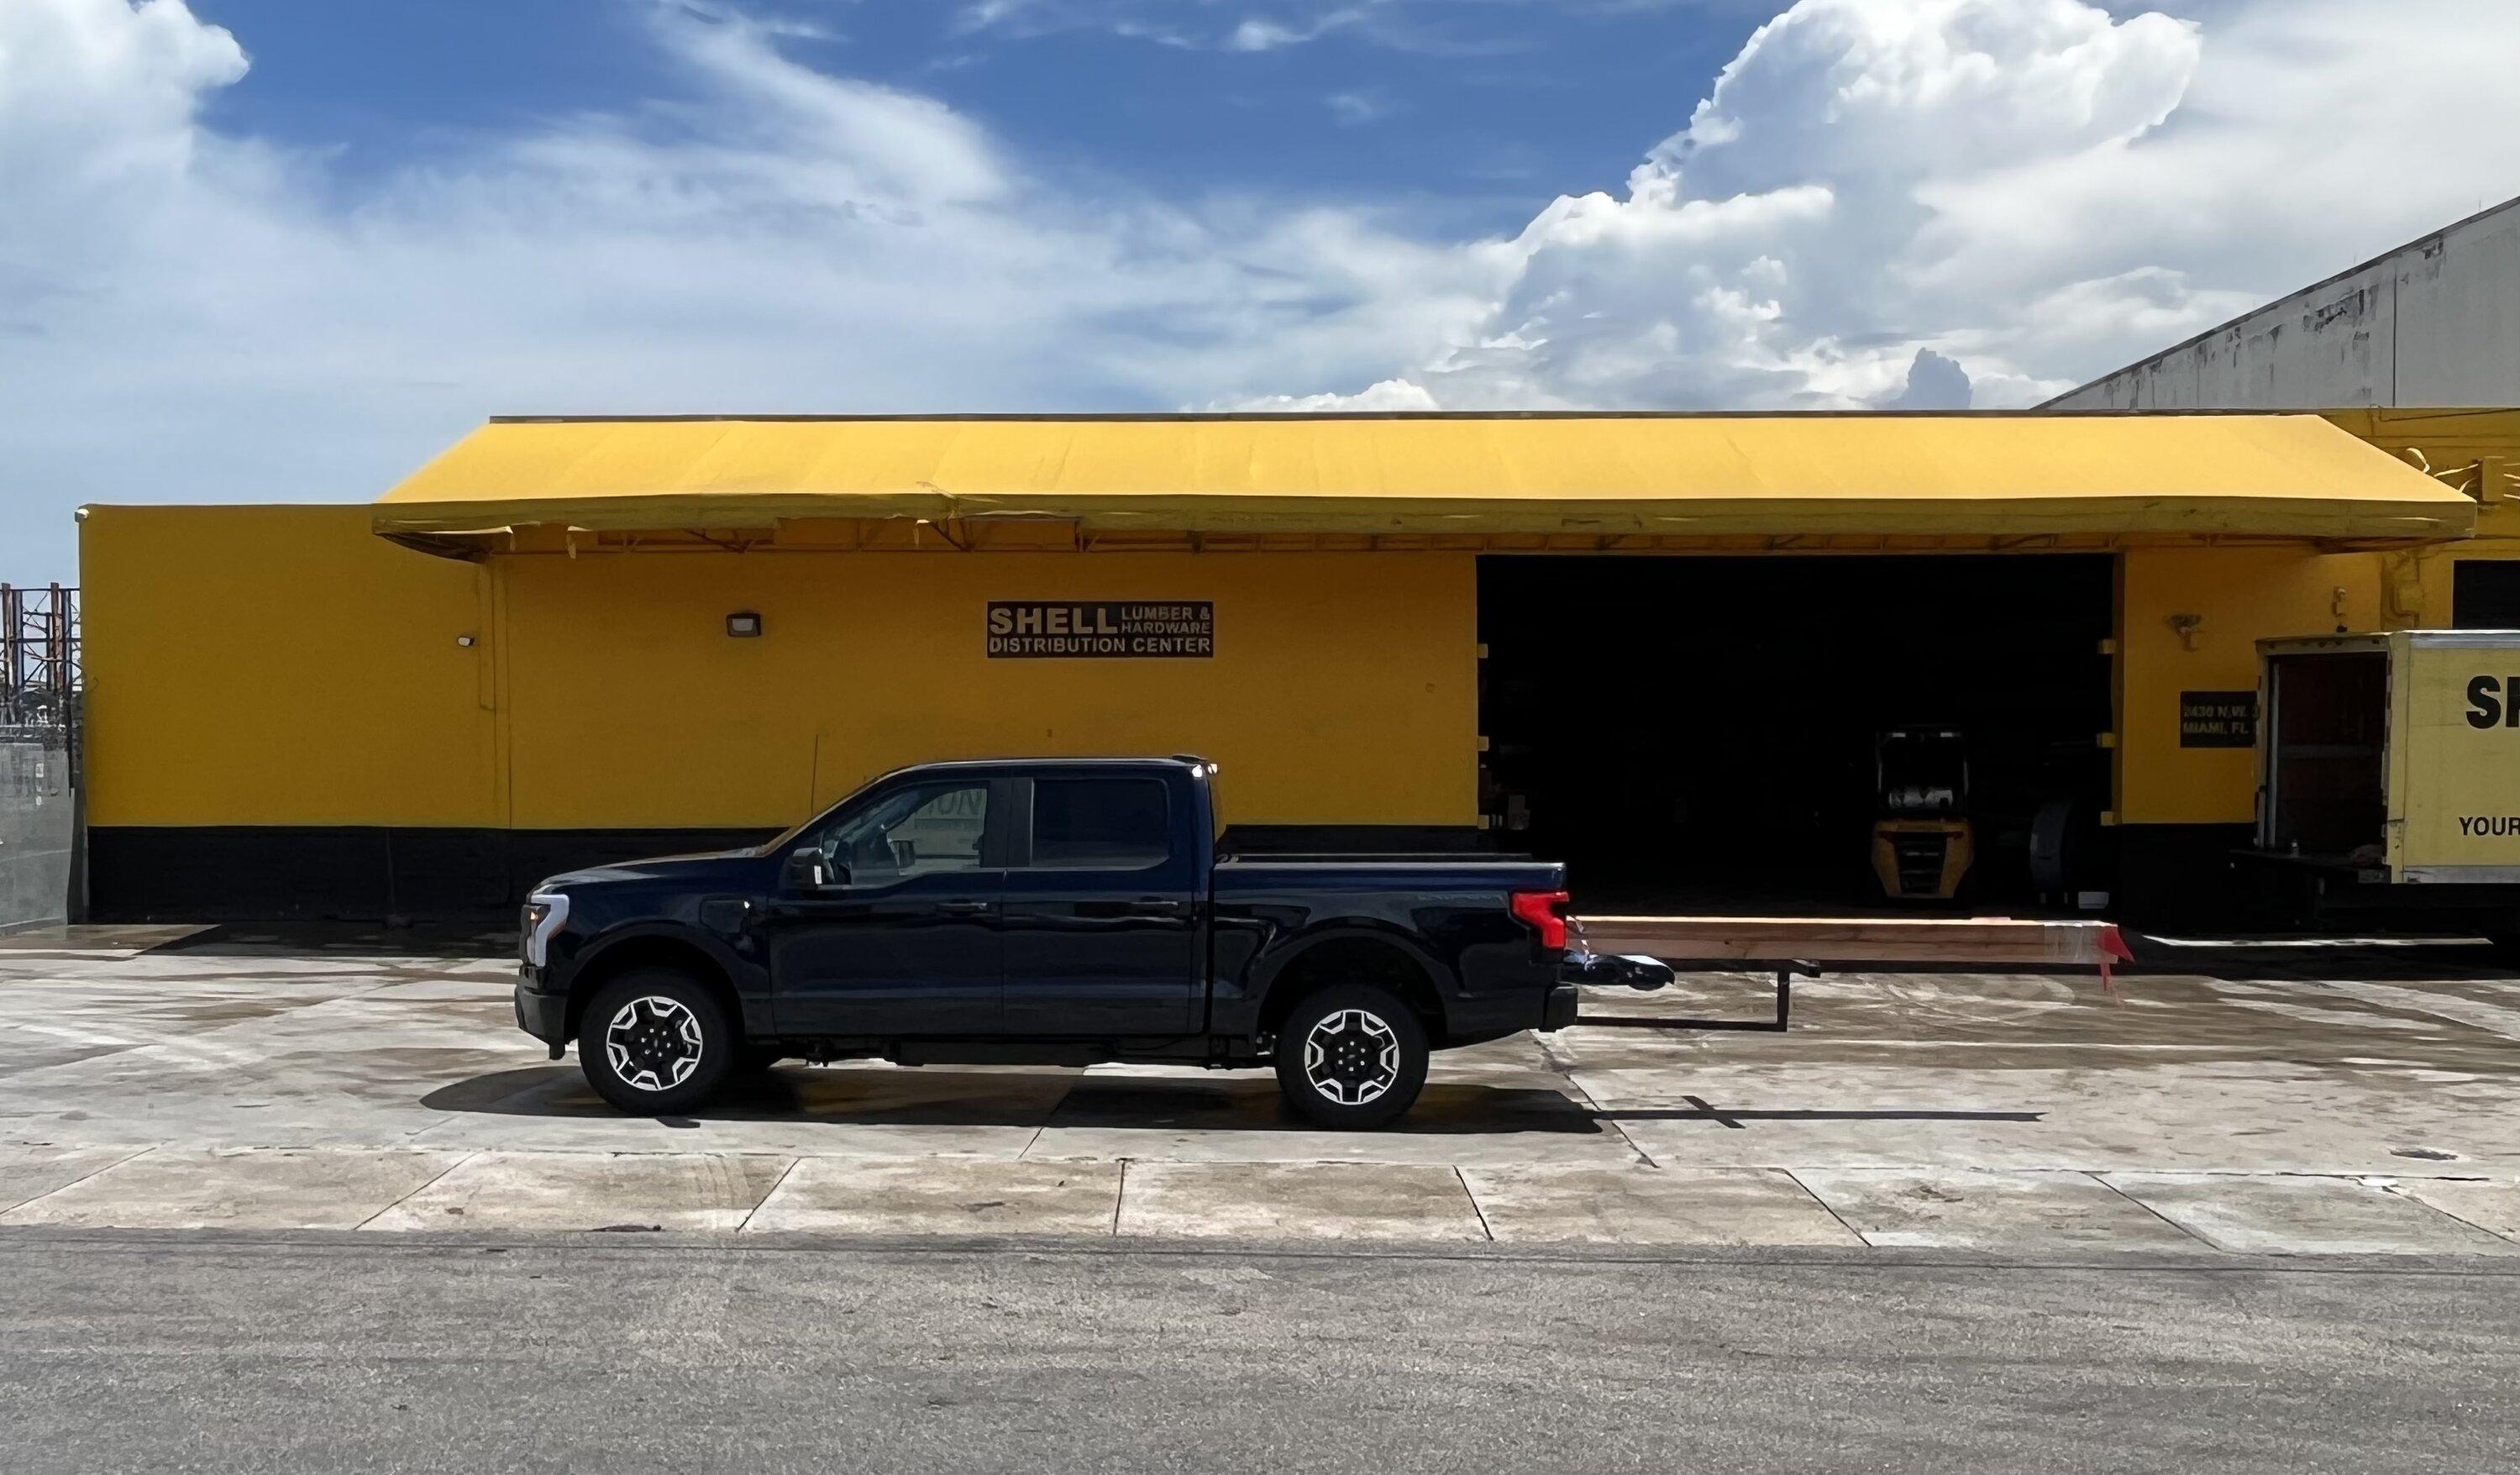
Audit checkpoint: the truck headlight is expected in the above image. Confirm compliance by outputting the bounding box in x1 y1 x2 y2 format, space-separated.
522 892 571 968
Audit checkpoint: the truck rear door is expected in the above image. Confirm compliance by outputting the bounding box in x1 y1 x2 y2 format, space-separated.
998 770 1202 1035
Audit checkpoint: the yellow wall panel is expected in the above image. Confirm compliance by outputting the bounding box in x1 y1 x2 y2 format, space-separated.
2115 548 2385 826
80 506 501 827
496 551 1477 832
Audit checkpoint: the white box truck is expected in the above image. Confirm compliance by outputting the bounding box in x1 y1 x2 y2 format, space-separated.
2247 630 2520 955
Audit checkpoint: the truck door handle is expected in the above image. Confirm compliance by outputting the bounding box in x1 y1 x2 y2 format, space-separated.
1120 899 1187 916
937 900 995 916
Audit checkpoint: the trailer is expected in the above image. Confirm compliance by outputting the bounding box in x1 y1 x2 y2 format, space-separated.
2241 630 2520 957
1563 914 2133 1031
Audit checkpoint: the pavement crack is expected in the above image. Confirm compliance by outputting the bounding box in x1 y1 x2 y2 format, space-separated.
353 1150 479 1231
1455 1166 1495 1242
735 1156 802 1235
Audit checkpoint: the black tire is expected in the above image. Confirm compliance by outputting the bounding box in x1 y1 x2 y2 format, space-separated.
577 968 736 1115
1273 983 1431 1130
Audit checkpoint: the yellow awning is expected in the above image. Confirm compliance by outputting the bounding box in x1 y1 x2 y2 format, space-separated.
373 412 2477 549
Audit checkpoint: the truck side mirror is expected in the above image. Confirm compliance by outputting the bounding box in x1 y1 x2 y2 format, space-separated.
783 847 844 892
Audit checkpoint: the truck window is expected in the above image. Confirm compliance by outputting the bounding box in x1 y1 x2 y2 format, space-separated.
823 783 989 879
1031 778 1170 869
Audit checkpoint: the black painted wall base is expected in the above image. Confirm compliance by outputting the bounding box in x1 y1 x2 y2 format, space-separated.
87 827 779 923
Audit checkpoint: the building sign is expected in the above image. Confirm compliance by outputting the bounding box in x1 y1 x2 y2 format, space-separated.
2179 690 2258 748
986 601 1215 659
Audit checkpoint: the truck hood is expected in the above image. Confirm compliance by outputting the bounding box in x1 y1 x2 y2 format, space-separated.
533 848 764 892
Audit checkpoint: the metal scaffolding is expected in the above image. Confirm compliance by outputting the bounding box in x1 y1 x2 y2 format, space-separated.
1 583 80 729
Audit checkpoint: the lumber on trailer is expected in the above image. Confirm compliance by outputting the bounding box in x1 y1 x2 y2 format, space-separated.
1569 915 2132 978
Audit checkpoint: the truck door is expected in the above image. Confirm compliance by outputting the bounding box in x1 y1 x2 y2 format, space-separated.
998 774 1201 1036
759 777 1005 1036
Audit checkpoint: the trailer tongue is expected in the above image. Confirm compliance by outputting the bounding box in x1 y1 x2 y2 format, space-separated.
1563 915 2134 1032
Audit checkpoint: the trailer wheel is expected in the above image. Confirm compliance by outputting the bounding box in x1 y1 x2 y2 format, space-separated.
578 968 735 1115
1273 984 1430 1130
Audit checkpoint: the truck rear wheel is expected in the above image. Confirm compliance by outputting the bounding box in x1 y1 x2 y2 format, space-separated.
1273 983 1431 1130
578 968 736 1115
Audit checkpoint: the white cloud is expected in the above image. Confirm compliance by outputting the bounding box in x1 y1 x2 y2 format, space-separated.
0 0 244 265
1227 10 1371 52
1224 377 1443 412
1326 88 1390 126
1309 0 2520 412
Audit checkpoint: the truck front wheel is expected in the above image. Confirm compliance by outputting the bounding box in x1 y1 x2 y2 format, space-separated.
1273 984 1431 1130
578 969 736 1115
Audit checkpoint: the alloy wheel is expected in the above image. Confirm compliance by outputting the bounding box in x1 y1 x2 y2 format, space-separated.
603 995 705 1093
1303 1007 1401 1105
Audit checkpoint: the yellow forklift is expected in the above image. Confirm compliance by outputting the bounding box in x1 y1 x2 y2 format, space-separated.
1872 727 1975 901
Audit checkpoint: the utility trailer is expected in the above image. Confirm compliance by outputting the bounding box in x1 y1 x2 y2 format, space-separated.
2240 630 2520 957
1563 914 2133 1030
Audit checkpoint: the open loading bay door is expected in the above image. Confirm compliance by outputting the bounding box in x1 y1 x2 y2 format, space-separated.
1478 554 2114 914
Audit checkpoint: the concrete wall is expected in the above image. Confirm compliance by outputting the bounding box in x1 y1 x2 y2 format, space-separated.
2050 198 2520 410
2 728 76 932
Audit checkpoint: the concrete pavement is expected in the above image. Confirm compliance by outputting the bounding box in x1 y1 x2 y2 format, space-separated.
13 1143 2520 1255
7 1229 2520 1474
6 925 2520 1254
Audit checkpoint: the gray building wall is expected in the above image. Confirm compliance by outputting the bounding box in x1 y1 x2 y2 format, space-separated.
2047 197 2520 410
3 729 76 932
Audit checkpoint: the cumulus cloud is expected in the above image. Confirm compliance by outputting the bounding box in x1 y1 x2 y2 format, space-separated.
1296 0 2520 412
0 0 243 266
1885 348 1971 411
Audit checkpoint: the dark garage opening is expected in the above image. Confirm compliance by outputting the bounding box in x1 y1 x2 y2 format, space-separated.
1478 554 2115 914
2454 560 2520 629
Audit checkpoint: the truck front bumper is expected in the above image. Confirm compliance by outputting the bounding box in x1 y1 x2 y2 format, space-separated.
514 969 568 1051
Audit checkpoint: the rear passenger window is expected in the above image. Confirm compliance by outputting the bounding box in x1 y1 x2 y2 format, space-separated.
1032 779 1170 869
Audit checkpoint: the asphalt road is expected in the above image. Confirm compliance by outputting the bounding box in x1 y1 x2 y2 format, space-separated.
4 1231 2517 1473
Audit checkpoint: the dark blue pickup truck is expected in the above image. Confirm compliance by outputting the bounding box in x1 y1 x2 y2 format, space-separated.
515 756 1574 1127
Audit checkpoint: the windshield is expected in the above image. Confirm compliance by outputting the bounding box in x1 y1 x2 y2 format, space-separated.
754 770 899 856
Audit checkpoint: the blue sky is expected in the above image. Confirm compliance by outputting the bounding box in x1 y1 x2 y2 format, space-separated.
186 1 1756 239
3 0 2516 586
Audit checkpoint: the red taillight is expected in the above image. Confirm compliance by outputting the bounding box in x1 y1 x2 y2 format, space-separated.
1509 890 1570 951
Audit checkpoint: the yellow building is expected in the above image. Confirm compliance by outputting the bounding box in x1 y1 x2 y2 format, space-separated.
76 409 2518 921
